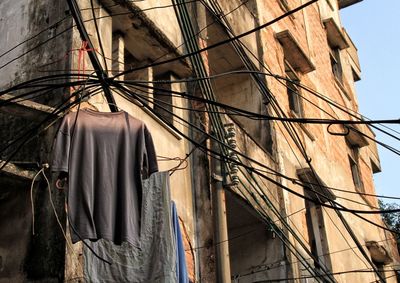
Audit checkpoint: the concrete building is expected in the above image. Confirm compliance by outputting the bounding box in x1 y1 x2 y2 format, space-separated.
0 0 398 282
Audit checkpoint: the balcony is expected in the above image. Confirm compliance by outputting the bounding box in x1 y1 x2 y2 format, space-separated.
343 29 361 81
365 125 381 173
275 30 315 74
338 0 363 9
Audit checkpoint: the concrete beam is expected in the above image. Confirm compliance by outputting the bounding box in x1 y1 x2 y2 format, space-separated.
0 94 58 120
339 0 363 9
275 30 315 74
0 161 36 181
323 18 350 50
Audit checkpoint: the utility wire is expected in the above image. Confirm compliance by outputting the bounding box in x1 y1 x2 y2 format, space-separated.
113 0 318 79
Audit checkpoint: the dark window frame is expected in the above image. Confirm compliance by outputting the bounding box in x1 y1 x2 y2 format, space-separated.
153 72 174 126
278 0 290 11
329 46 343 84
285 60 303 117
347 143 364 192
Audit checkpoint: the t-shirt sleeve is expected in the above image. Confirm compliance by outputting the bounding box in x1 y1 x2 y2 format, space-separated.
142 125 158 177
51 115 71 172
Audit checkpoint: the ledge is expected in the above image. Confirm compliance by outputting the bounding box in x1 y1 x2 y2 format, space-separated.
339 0 363 9
0 160 36 181
289 111 316 141
297 168 336 203
323 18 349 50
0 94 58 120
345 124 369 148
366 241 392 264
275 30 315 74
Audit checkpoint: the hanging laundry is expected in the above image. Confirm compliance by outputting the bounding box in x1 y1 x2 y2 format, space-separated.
51 108 158 245
171 201 190 283
83 171 177 283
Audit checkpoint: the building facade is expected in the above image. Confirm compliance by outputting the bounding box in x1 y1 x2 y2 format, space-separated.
0 0 398 282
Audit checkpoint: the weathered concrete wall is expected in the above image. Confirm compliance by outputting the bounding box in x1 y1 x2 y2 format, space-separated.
132 0 183 51
0 0 71 282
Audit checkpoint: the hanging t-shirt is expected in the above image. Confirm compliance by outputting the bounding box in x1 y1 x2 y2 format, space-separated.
83 172 177 283
52 108 158 245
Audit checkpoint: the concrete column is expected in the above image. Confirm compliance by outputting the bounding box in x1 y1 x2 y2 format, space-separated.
211 139 232 283
112 32 125 80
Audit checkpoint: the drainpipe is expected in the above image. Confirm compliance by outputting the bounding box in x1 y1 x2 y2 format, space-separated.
211 133 231 283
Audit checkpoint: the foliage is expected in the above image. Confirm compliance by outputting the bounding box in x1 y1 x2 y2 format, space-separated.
378 199 400 252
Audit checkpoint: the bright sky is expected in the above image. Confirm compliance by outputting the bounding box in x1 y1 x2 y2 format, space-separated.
340 1 400 205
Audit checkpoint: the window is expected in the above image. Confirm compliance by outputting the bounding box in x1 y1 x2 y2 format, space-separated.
153 72 173 126
347 143 364 192
349 155 363 190
305 199 318 262
325 0 334 10
298 169 334 274
329 46 343 83
304 197 332 276
285 61 303 116
278 0 290 11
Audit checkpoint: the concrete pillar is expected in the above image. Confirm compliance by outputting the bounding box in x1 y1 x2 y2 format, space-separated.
112 32 125 80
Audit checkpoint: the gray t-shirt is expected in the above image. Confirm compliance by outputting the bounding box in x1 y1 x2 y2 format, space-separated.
52 108 158 245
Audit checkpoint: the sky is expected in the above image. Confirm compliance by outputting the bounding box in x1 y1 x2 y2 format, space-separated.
340 1 400 205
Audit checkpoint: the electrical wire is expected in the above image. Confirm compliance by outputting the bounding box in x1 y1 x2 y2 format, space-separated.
116 76 390 280
191 7 398 277
116 83 400 221
121 86 395 211
113 82 333 282
113 0 319 79
90 0 108 73
112 71 400 283
1 1 398 282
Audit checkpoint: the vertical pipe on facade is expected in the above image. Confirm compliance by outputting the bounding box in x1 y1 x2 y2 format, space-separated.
211 140 232 282
172 1 232 281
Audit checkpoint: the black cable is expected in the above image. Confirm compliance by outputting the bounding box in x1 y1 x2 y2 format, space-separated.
0 85 103 172
236 268 389 282
0 0 394 280
124 86 395 209
115 79 396 282
121 82 400 201
90 0 108 73
0 83 101 156
0 1 200 74
114 82 332 282
113 82 400 229
119 81 396 282
123 79 400 125
66 0 117 112
193 5 395 278
121 100 397 246
198 0 400 163
0 15 70 60
113 0 318 79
